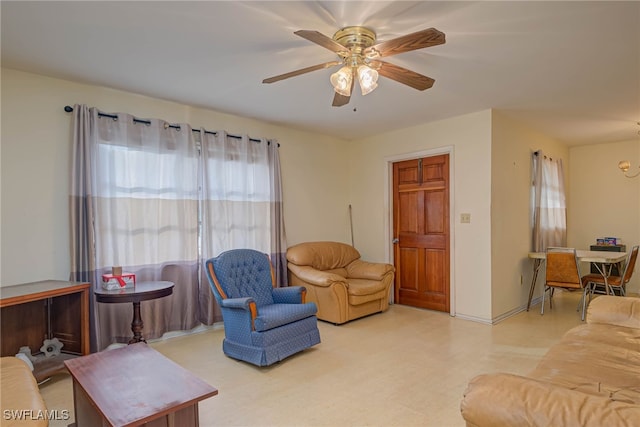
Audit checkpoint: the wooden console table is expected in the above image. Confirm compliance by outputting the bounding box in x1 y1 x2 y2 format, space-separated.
65 343 218 426
0 280 90 381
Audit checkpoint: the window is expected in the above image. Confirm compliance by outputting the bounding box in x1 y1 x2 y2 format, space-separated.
531 151 567 251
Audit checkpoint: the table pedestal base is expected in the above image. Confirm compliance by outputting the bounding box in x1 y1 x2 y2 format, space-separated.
95 281 174 345
129 301 146 344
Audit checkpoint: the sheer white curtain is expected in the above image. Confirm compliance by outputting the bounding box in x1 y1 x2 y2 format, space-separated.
199 131 287 286
200 131 271 253
531 151 567 251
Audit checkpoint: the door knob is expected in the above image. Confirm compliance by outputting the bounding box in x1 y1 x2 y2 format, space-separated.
392 238 399 244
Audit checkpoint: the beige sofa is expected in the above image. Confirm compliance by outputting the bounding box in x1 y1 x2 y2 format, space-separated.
286 241 395 324
0 357 48 427
460 296 640 427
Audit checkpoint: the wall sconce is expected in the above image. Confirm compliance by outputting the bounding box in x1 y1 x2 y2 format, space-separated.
617 122 640 178
618 160 640 178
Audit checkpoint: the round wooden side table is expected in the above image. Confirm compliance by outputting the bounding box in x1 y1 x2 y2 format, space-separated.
95 281 174 344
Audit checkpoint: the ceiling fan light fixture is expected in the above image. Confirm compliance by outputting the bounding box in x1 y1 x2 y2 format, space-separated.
330 66 353 96
357 65 378 95
263 26 446 107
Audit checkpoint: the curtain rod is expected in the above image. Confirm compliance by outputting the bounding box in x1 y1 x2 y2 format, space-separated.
533 150 552 161
64 105 273 145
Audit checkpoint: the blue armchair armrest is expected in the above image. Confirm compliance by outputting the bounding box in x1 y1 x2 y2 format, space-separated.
221 297 255 310
272 286 306 304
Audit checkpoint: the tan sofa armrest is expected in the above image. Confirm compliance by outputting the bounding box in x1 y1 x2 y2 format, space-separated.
1 357 49 427
346 259 394 280
586 296 640 329
287 264 347 287
461 373 639 427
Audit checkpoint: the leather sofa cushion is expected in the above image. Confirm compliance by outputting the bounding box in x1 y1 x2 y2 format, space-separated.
462 372 640 427
528 322 640 403
0 357 48 427
287 241 360 270
587 294 640 329
461 296 640 427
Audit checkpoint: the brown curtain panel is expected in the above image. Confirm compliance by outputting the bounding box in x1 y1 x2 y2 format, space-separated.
268 140 288 286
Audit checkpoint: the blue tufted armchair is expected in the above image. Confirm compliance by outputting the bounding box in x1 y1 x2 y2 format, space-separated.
205 249 321 366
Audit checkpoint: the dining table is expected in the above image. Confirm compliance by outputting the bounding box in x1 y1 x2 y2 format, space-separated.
526 249 627 311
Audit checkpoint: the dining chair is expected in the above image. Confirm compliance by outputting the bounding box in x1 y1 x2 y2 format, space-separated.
581 245 638 297
541 247 588 320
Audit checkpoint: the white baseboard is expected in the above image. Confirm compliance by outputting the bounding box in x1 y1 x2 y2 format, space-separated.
104 322 224 351
455 295 544 325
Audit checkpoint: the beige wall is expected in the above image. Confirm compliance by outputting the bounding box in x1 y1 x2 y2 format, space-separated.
0 68 349 285
490 112 569 319
1 68 498 321
3 68 636 322
569 139 640 292
348 110 494 321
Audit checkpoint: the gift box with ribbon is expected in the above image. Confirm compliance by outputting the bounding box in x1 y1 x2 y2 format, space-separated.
101 273 136 290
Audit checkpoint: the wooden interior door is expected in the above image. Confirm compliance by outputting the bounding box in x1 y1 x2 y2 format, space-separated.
393 154 450 312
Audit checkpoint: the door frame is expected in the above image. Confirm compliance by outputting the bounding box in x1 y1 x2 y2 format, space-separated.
383 146 456 315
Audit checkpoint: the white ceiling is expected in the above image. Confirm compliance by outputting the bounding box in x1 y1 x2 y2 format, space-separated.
2 1 639 145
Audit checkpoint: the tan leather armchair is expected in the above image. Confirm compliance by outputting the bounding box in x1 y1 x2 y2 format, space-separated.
286 241 395 324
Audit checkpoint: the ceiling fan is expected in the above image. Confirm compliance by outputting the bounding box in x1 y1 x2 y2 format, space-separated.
262 26 446 107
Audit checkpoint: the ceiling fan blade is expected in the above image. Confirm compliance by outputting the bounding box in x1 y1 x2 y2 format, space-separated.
262 61 342 84
371 61 435 91
332 92 351 107
294 30 349 55
364 28 445 58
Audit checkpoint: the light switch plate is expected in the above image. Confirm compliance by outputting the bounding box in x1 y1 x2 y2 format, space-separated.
460 213 471 223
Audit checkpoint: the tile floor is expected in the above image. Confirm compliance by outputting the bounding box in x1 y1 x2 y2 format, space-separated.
39 290 589 426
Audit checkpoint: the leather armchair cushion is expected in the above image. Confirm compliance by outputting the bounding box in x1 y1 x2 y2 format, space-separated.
347 278 388 297
347 259 395 280
324 268 349 278
287 264 347 287
286 241 360 270
347 278 389 305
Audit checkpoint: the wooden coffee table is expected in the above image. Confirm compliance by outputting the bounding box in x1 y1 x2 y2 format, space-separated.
64 343 217 427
